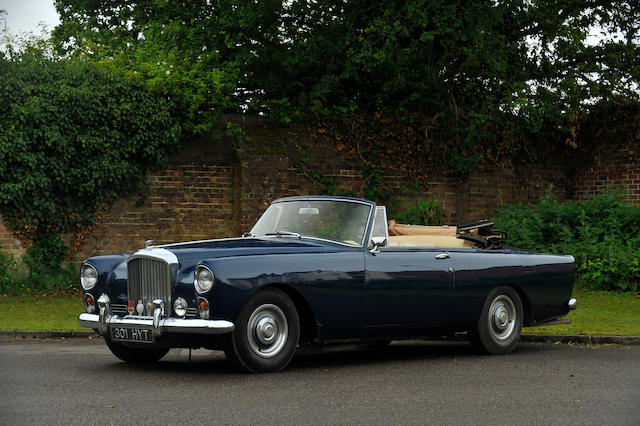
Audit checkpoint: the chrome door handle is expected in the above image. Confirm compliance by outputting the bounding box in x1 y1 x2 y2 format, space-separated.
435 253 450 259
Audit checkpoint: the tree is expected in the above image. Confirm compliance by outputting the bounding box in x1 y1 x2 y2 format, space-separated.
0 37 181 241
51 1 640 174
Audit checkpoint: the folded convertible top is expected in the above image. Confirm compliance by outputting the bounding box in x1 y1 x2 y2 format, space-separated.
456 220 507 249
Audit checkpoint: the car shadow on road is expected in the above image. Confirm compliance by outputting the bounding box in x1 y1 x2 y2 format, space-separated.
101 340 555 375
286 340 552 371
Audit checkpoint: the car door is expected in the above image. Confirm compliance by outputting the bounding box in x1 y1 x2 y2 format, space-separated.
364 248 454 333
363 206 455 334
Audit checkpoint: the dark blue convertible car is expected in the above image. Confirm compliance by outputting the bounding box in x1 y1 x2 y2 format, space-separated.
78 196 577 372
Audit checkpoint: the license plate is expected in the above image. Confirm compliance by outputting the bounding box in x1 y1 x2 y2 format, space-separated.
110 326 153 344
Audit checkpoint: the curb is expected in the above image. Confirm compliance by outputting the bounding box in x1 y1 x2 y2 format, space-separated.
0 330 100 339
1 330 639 345
426 333 640 345
520 334 640 345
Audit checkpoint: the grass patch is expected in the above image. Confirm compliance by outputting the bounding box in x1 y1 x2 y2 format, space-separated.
523 287 640 336
0 288 638 335
0 293 84 331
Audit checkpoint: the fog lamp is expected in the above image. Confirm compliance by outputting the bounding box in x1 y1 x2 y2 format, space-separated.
173 297 188 317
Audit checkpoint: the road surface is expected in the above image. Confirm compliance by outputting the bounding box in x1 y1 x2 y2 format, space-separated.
1 339 638 425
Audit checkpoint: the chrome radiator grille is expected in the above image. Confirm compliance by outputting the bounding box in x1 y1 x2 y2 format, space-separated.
127 256 172 314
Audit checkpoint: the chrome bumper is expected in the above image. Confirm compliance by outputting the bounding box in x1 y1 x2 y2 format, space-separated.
78 313 234 337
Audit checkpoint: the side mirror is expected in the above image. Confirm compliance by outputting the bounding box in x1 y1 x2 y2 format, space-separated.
369 237 387 254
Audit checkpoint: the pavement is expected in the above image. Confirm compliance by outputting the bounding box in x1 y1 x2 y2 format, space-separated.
1 329 639 345
1 338 639 424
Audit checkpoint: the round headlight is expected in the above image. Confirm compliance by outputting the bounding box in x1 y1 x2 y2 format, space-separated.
80 263 98 290
173 297 188 317
194 265 214 293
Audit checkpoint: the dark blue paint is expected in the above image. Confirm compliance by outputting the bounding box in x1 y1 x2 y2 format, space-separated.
364 248 454 334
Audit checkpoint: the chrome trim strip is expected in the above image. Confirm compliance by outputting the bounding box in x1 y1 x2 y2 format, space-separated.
272 196 374 206
78 313 234 335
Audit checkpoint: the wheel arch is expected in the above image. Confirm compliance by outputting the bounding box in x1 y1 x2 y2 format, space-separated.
262 283 318 345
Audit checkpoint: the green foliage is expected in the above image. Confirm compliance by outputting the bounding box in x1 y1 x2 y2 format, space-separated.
0 39 181 240
3 266 79 296
52 1 640 175
24 235 68 274
493 190 640 292
0 249 17 293
395 198 447 226
0 240 78 295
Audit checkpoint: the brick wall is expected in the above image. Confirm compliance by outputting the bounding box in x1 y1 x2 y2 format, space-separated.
574 147 640 204
75 163 236 258
0 218 23 259
0 120 637 261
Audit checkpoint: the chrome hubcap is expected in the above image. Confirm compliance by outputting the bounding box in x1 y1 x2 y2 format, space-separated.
256 317 277 344
488 295 516 341
247 304 288 358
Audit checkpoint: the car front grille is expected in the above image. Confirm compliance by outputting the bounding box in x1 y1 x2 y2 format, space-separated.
127 256 172 316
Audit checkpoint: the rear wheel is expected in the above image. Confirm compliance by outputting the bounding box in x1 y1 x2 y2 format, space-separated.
104 337 169 363
225 288 299 373
469 286 523 355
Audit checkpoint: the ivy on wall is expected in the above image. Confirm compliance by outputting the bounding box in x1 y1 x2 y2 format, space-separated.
0 42 182 245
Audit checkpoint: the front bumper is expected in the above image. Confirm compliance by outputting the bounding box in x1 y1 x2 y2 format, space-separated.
78 313 234 337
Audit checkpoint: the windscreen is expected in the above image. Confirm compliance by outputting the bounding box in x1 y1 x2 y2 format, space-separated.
251 200 371 246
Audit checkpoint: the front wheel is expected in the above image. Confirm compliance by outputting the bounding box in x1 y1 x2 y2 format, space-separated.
225 288 300 373
104 336 170 363
469 286 523 355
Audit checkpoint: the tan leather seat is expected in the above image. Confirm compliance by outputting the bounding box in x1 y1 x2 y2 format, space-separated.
388 220 457 236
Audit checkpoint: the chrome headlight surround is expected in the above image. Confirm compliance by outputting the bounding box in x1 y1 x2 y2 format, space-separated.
80 263 99 290
194 265 214 294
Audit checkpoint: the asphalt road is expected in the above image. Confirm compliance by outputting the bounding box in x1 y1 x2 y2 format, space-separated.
0 339 638 425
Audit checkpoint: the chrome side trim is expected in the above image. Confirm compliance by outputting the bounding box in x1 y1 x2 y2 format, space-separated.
78 313 234 335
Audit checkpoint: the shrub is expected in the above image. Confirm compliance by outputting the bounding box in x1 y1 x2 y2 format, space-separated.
24 235 68 275
0 238 79 295
395 198 447 226
0 249 17 294
493 190 640 292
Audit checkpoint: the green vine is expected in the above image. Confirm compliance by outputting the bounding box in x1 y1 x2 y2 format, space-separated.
295 151 355 197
